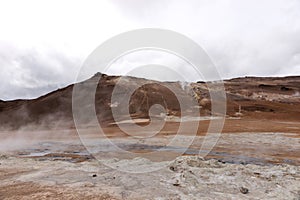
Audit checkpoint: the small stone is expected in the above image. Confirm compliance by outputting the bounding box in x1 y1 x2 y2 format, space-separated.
173 180 180 187
240 187 249 194
217 159 226 164
169 166 175 171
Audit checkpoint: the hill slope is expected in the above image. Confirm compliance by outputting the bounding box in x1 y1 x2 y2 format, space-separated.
0 74 299 130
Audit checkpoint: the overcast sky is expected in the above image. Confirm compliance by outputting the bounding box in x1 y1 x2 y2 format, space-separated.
0 0 300 100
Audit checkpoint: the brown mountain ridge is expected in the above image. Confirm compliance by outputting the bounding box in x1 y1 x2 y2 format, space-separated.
0 73 299 133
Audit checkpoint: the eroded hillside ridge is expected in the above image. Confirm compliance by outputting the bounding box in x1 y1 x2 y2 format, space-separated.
0 74 299 130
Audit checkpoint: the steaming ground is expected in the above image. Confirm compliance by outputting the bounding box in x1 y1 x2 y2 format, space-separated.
0 154 299 199
0 128 299 199
0 75 299 199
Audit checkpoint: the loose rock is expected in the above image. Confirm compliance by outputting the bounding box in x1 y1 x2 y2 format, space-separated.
240 187 249 194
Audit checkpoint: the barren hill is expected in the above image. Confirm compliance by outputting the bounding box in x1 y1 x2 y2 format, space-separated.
0 74 299 132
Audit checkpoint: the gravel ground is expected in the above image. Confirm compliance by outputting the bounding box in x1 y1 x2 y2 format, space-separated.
0 155 299 200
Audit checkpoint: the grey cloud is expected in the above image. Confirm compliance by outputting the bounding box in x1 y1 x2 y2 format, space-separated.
1 0 300 100
0 42 81 100
111 0 300 79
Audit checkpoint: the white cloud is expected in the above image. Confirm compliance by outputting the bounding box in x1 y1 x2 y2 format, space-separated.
0 0 299 100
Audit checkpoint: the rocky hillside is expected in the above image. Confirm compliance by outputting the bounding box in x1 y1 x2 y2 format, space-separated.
0 73 299 130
